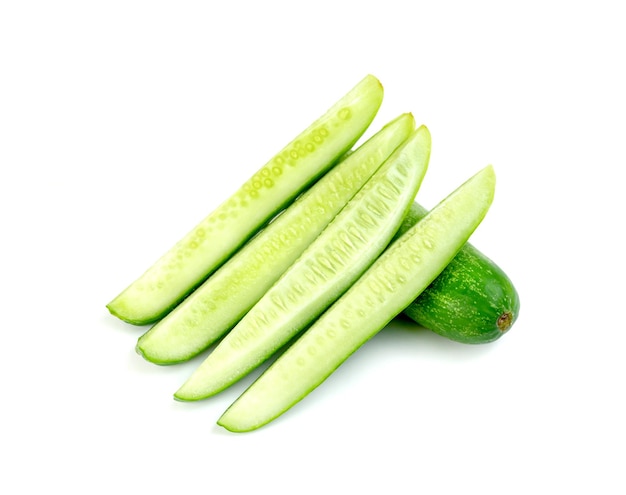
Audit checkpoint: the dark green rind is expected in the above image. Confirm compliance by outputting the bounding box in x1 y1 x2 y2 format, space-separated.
398 203 520 344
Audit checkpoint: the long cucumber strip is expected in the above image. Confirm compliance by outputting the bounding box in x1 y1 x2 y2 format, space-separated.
107 75 384 325
135 113 416 364
217 165 496 432
175 125 431 401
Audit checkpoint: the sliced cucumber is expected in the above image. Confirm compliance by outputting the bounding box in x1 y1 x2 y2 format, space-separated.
135 113 416 364
175 125 432 401
217 165 496 432
397 203 520 343
107 75 384 325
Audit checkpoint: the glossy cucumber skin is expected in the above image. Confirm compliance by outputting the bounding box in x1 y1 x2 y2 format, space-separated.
106 75 384 325
398 203 520 344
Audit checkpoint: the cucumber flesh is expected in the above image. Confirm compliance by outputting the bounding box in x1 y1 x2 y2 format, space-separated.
217 165 496 432
397 203 520 343
135 113 416 364
106 75 384 325
405 243 520 343
175 125 431 401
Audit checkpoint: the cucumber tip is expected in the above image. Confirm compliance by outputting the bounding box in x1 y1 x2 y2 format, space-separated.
496 311 515 332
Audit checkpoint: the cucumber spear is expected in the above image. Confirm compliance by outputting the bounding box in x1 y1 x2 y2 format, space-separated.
107 75 384 325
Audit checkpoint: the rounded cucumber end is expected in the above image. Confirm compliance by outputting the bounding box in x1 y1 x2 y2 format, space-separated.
134 340 160 364
173 382 212 402
217 410 266 433
216 418 245 433
496 283 521 336
135 336 193 366
497 310 516 333
353 74 384 111
173 391 192 402
173 383 220 402
106 297 162 326
363 73 383 92
173 382 202 401
174 380 227 401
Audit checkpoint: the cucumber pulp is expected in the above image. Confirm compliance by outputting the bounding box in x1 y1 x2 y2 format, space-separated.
217 165 496 432
174 125 431 401
106 75 384 325
135 113 416 364
397 202 520 344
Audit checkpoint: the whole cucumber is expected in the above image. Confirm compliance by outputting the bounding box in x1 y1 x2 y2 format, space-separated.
397 203 520 344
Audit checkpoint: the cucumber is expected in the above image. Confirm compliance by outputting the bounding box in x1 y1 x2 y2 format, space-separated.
397 203 520 343
217 165 495 432
106 75 384 325
135 113 416 364
175 125 431 401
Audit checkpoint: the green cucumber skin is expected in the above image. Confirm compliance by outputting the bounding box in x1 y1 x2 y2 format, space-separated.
217 166 495 432
106 75 384 325
398 203 520 344
175 126 431 401
135 113 416 364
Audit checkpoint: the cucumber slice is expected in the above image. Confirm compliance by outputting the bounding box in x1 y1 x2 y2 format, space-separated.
217 165 496 432
107 75 384 325
135 113 416 364
398 203 520 343
175 125 431 401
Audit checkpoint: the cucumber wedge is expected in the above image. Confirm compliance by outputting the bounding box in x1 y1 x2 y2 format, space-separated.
107 75 384 325
397 203 520 343
218 165 496 432
175 125 432 401
135 113 416 364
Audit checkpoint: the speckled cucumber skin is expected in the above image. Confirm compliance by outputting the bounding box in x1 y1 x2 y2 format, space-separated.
398 203 520 344
106 75 384 325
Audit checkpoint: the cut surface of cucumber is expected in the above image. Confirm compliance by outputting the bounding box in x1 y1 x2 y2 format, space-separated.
107 75 384 325
397 202 520 344
135 113 416 364
217 165 496 432
175 125 432 401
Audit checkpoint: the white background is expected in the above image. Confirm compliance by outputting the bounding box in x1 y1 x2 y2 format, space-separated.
2 1 624 493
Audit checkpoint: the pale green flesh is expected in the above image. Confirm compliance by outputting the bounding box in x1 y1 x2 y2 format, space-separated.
106 75 384 325
135 113 416 364
218 165 496 432
175 126 431 401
